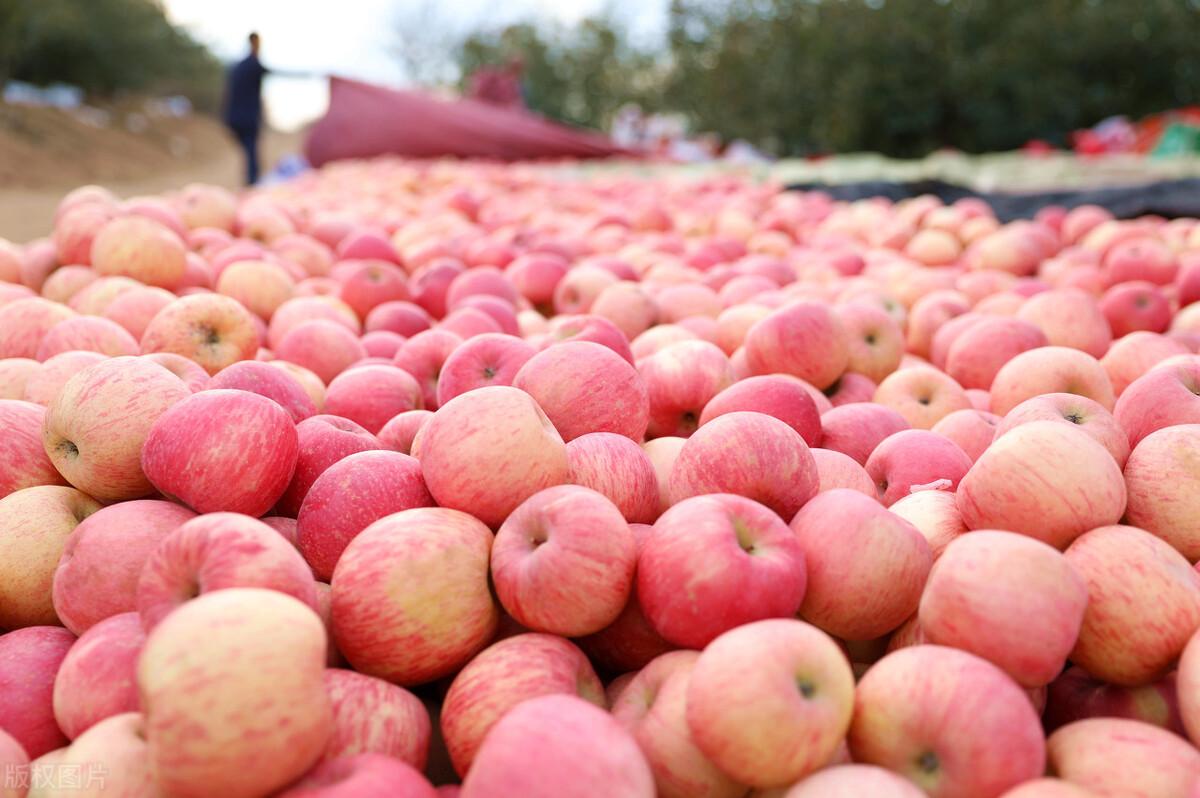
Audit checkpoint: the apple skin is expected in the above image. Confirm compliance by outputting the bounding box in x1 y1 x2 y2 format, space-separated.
140 293 260 375
996 778 1099 798
492 485 636 637
638 340 736 438
1176 629 1200 746
743 301 850 390
513 340 650 443
137 512 318 629
811 447 876 497
0 358 41 400
833 302 904 383
686 619 855 788
668 411 817 519
0 626 75 758
268 296 360 349
91 215 187 289
35 316 139 361
874 365 971 429
323 365 424 434
331 507 498 686
0 298 77 360
298 450 433 580
42 711 156 798
699 374 822 447
1045 666 1184 736
1101 331 1189 397
994 393 1130 468
638 494 807 648
865 429 973 505
930 408 999 463
1114 359 1200 448
142 351 210 393
138 588 332 798
377 409 433 455
52 499 195 635
565 432 660 524
957 421 1126 549
321 668 431 769
0 728 28 798
276 754 437 798
1016 288 1112 359
1066 525 1200 687
436 332 536 406
51 612 144 740
849 645 1046 798
275 319 369 385
417 386 569 528
207 360 318 422
819 402 910 465
42 356 190 502
989 346 1115 416
592 282 660 340
1124 425 1200 560
943 316 1049 390
906 290 971 359
22 350 108 406
1047 718 1200 798
460 694 654 798
277 414 383 516
392 329 464 410
0 400 67 498
784 765 926 798
141 389 300 516
919 531 1088 687
791 489 932 640
1101 282 1172 338
888 488 966 559
0 486 102 629
440 633 605 777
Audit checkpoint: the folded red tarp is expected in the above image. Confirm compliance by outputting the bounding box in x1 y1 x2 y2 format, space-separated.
304 76 629 166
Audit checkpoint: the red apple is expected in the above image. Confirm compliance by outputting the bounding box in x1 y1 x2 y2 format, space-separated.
321 668 430 768
277 414 382 516
140 293 260 375
0 626 75 758
699 374 822 447
51 612 144 739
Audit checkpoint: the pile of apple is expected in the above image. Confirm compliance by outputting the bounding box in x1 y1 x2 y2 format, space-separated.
3 158 1200 798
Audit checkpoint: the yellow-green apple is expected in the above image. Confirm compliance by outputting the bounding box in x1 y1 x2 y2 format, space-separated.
996 778 1097 798
832 302 903 382
331 507 497 685
137 512 317 628
785 765 926 797
140 293 260 375
436 332 535 405
791 489 931 640
51 612 144 740
699 374 822 446
0 400 66 497
417 386 568 527
52 499 195 634
0 298 77 359
989 347 1115 416
1101 331 1189 397
321 668 430 768
514 341 649 443
268 296 360 350
906 290 970 360
207 360 318 422
1047 718 1200 797
888 488 966 559
1114 359 1200 447
820 403 909 465
957 422 1126 548
930 408 999 462
392 329 463 409
323 365 423 434
611 650 745 798
35 317 138 361
460 694 654 798
277 753 437 798
994 393 1129 467
142 352 209 392
743 301 849 390
141 389 299 515
1124 425 1200 559
1101 282 1171 338
275 320 367 385
1065 525 1200 686
919 531 1087 687
686 619 854 787
1016 288 1112 358
638 494 807 648
865 430 972 505
138 588 331 798
874 366 971 429
944 317 1048 390
1045 666 1183 735
276 414 382 515
377 409 432 455
0 626 74 757
566 432 660 524
492 485 636 636
592 282 660 340
297 450 433 581
638 340 735 438
440 633 605 776
849 645 1045 797
22 351 106 406
0 358 40 399
811 447 877 497
90 215 186 289
0 487 101 628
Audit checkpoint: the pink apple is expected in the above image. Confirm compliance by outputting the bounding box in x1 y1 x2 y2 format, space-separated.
1015 288 1112 359
360 329 406 359
994 393 1130 467
553 266 618 315
322 364 423 434
51 612 144 740
1101 331 1189 397
34 316 138 361
906 290 970 359
744 301 849 390
865 429 972 505
565 432 659 524
392 329 463 409
142 351 210 392
276 320 368 385
140 293 260 375
833 302 904 382
989 346 1115 416
1101 282 1171 338
0 298 77 359
336 260 409 319
268 296 360 350
208 359 318 422
639 340 735 438
699 374 822 447
944 317 1048 390
874 366 971 429
0 358 40 400
277 414 382 516
1124 425 1200 561
22 350 107 406
1047 718 1200 797
930 408 999 462
592 282 660 340
1114 358 1200 447
888 489 967 559
785 765 926 798
825 371 878 407
277 754 437 798
811 447 877 497
1103 236 1178 284
436 332 535 405
216 259 296 319
321 668 430 768
0 400 66 498
0 626 75 758
377 409 432 455
820 403 910 465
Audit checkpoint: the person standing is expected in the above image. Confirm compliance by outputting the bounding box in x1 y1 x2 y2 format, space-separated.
223 32 267 185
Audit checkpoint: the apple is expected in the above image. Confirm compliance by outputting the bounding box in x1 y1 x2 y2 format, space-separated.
277 414 382 516
874 366 971 429
994 393 1130 467
0 298 77 359
34 317 138 362
377 409 433 455
33 711 154 797
417 386 568 527
957 421 1126 549
811 447 876 497
1047 718 1200 797
1114 358 1200 448
989 347 1115 416
540 315 636 365
865 429 973 505
67 275 139 316
275 320 368 385
1065 525 1200 686
819 403 910 465
699 374 822 446
141 389 299 515
268 296 360 350
1045 666 1184 736
930 408 999 462
322 365 423 434
277 754 437 798
791 489 931 640
833 302 904 382
565 432 660 524
849 645 1045 797
0 626 75 758
336 259 409 319
22 351 107 406
90 215 187 289
39 264 97 304
906 290 971 360
1103 235 1178 284
592 282 660 340
0 728 27 798
553 266 618 315
440 633 605 776
142 352 210 392
1101 331 1189 397
888 489 967 559
321 668 430 768
638 340 735 438
1015 288 1112 359
1101 282 1172 338
140 293 260 375
1124 425 1200 560
436 332 535 406
638 494 807 648
0 358 41 400
997 779 1099 798
392 329 464 409
0 400 66 498
784 765 925 797
138 588 331 798
632 325 699 360
51 612 144 740
207 360 318 422
944 317 1048 390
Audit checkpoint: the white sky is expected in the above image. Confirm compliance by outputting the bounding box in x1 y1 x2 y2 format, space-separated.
164 0 668 129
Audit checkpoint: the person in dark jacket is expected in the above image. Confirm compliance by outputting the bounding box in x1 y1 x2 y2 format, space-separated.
224 32 268 185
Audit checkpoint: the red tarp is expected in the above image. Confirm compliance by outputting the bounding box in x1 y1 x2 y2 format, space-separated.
304 76 630 166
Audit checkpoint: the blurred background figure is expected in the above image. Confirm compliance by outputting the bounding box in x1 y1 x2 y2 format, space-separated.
223 32 267 184
468 58 526 109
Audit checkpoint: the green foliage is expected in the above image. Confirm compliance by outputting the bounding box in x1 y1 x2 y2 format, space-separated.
0 0 222 110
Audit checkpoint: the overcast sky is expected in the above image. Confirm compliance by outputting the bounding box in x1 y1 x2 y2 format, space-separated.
163 0 668 129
